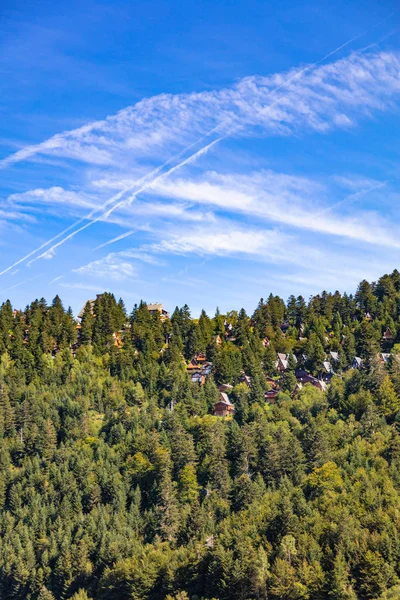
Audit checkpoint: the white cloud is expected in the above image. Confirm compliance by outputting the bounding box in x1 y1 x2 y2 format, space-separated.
8 186 96 210
73 255 137 281
2 50 400 171
149 170 400 248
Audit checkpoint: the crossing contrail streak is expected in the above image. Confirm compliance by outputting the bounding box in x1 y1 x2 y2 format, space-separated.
0 123 228 276
94 230 137 250
1 12 396 275
314 181 389 217
28 26 382 263
28 137 222 264
0 274 42 295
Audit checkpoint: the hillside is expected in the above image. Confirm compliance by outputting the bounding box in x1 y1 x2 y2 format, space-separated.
2 272 400 599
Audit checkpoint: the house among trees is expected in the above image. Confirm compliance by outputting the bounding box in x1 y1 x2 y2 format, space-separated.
382 327 394 342
187 354 213 384
214 393 235 417
381 353 391 364
276 352 297 373
265 389 279 402
320 361 334 382
77 294 103 320
330 351 339 363
352 356 363 369
147 303 169 320
295 368 327 391
218 383 234 393
191 372 205 385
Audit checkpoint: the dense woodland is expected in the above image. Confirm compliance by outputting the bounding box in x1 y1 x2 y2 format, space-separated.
4 272 400 598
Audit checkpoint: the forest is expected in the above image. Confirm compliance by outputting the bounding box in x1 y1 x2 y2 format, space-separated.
3 271 400 599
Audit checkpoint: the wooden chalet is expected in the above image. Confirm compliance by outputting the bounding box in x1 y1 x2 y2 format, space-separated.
214 393 235 417
218 383 234 393
265 389 279 403
329 351 339 363
276 353 297 373
191 372 205 385
351 356 363 369
382 327 394 342
147 303 169 320
295 368 327 391
213 334 223 346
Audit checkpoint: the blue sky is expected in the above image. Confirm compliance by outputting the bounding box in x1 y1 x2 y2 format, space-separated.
1 0 400 316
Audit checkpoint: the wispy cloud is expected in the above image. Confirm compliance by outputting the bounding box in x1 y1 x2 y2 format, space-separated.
2 50 400 173
73 254 137 281
150 170 399 248
2 46 400 298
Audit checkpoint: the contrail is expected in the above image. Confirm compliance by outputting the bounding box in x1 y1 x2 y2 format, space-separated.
94 230 137 250
0 274 42 296
1 15 395 273
0 121 229 277
28 136 222 264
314 181 389 217
28 25 382 262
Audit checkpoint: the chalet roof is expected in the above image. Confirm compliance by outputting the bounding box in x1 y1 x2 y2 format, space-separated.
383 327 394 339
218 384 234 392
330 351 339 362
381 353 391 363
148 303 163 311
322 361 332 373
352 356 363 368
77 299 95 320
218 392 233 406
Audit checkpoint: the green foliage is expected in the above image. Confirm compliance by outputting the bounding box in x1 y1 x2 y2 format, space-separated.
2 272 400 598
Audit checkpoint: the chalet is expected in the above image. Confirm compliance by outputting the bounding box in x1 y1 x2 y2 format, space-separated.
187 358 202 372
201 362 213 376
295 368 327 391
265 389 279 402
218 383 234 393
191 372 205 385
330 351 339 363
77 295 103 320
320 361 334 382
195 352 207 363
266 376 278 388
381 353 391 364
224 320 233 332
365 312 373 321
147 303 169 320
276 353 288 372
276 353 297 373
382 328 394 342
352 356 363 369
214 393 235 417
